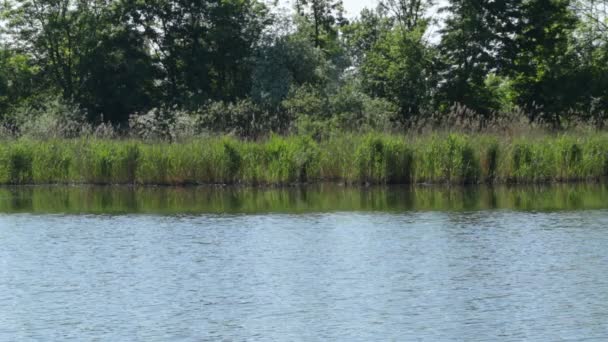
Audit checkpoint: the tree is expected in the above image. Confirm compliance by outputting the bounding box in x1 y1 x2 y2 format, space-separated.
510 0 579 127
436 0 504 117
0 49 39 119
251 34 327 107
126 0 271 108
295 0 346 49
349 3 434 125
379 0 428 30
342 8 394 67
1 0 158 123
360 25 434 124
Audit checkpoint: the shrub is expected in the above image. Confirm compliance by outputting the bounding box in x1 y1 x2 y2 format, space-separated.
200 100 279 138
11 96 89 139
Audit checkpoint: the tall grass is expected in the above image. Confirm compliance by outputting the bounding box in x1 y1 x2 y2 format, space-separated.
1 133 608 185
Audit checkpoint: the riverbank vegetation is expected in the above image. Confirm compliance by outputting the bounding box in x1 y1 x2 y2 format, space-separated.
1 132 608 185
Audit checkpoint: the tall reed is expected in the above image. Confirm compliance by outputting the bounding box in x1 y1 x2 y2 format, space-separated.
1 133 608 185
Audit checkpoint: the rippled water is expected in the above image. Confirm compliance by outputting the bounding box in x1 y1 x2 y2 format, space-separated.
1 186 608 340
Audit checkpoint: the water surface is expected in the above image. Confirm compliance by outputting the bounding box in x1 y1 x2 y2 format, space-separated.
1 185 608 340
2 184 608 214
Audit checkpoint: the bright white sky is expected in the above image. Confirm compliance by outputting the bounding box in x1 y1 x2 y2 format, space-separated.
341 0 380 17
279 0 444 18
276 0 445 42
278 0 379 18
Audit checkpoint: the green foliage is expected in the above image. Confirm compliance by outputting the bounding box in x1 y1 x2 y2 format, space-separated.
31 140 73 183
1 0 608 131
285 82 398 137
0 142 33 184
509 140 558 182
414 134 479 184
0 50 39 118
1 0 158 123
126 0 270 108
342 8 393 67
478 137 499 181
354 134 413 183
2 133 607 186
10 96 88 139
295 0 346 49
360 25 433 124
509 0 580 127
436 0 503 116
251 33 328 107
200 100 279 138
262 135 320 183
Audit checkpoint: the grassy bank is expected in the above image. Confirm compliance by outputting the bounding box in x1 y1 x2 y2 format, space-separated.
1 133 608 185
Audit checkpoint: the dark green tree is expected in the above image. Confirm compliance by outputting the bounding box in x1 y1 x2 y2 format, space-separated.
0 49 39 119
126 0 270 108
1 0 158 123
510 0 579 127
360 25 434 124
349 3 434 124
342 8 394 67
251 33 327 107
295 0 346 49
436 0 503 117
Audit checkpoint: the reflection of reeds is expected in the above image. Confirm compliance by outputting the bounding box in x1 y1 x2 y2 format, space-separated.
1 133 608 185
0 184 607 214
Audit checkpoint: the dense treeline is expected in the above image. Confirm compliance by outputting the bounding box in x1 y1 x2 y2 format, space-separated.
1 0 608 137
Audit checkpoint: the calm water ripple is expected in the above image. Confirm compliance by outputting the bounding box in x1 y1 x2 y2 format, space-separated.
1 187 608 340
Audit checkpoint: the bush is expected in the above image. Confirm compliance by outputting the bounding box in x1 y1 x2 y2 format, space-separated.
10 96 89 139
200 99 280 138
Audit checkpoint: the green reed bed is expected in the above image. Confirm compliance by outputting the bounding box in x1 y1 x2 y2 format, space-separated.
1 133 608 185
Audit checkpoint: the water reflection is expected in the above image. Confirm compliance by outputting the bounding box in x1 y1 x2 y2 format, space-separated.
0 184 607 214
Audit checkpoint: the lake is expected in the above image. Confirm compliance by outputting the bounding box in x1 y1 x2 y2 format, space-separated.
1 185 608 340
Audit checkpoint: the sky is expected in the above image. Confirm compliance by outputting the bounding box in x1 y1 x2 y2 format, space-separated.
279 0 379 18
340 0 379 17
276 0 446 43
279 0 444 19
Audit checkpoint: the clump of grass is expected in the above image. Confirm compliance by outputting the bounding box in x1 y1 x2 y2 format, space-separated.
75 141 141 184
507 140 553 183
318 134 357 182
414 134 479 184
502 135 606 183
31 140 73 183
261 135 320 184
219 139 243 184
137 143 171 184
478 137 499 182
0 142 34 184
555 136 584 181
354 134 413 184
